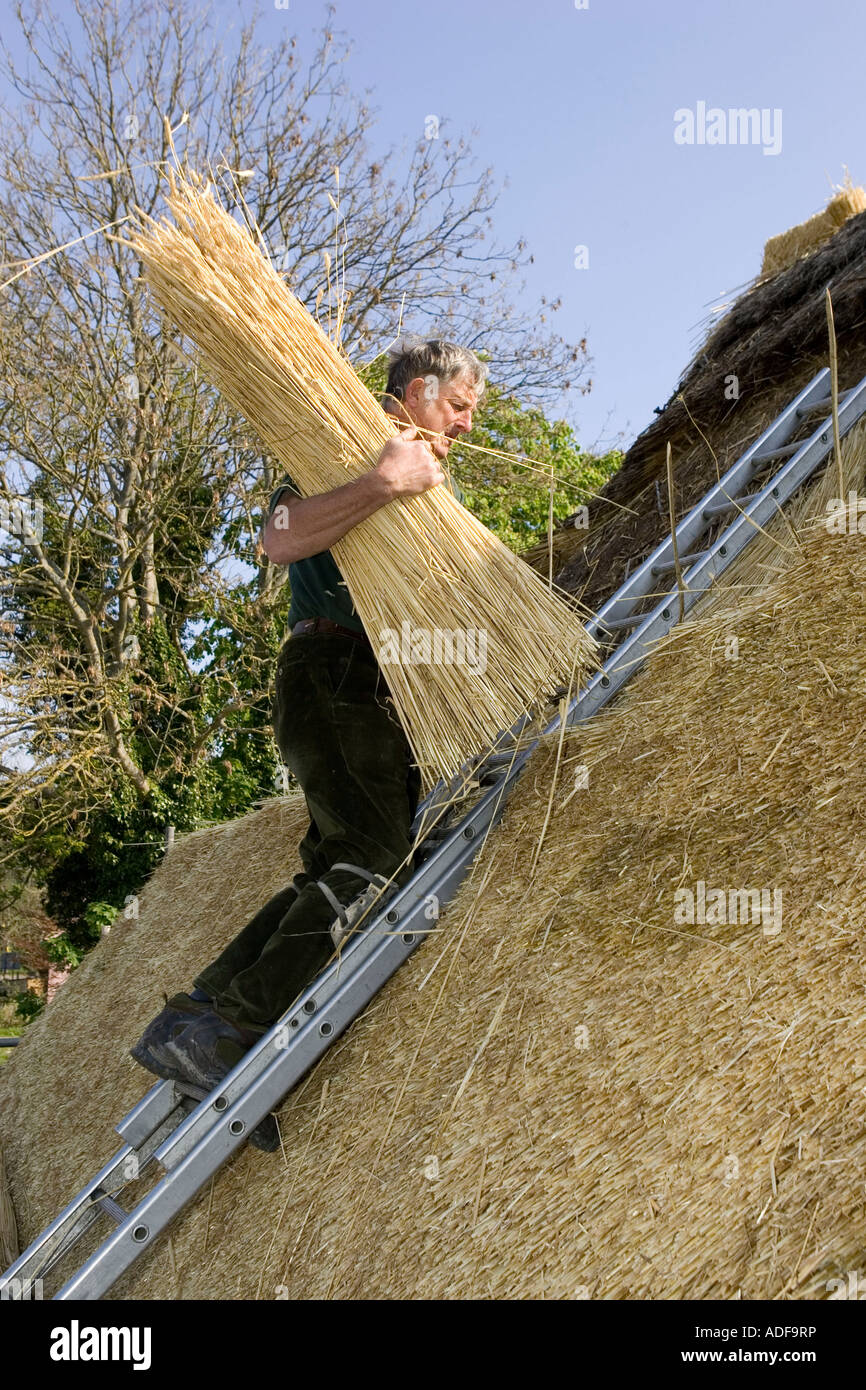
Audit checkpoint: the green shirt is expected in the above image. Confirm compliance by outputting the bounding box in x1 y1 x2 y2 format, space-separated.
267 468 465 636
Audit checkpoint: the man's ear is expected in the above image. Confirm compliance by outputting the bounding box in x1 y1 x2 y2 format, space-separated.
402 376 427 413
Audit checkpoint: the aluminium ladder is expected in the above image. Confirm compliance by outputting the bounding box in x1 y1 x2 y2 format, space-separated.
3 366 865 1301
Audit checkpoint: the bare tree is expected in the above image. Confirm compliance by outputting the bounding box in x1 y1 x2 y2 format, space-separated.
0 0 590 871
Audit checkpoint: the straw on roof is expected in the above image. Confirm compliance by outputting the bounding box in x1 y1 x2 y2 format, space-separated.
0 1144 18 1268
4 426 866 1299
760 180 866 282
118 169 596 790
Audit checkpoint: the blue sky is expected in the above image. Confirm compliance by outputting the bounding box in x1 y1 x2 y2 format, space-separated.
4 0 863 453
261 0 860 452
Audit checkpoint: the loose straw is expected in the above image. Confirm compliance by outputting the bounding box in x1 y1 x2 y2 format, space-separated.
666 442 685 623
825 286 844 507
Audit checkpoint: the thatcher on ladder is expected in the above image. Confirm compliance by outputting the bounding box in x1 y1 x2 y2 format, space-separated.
130 341 485 1108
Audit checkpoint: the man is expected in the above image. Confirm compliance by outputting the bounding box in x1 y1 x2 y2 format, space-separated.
131 339 487 1107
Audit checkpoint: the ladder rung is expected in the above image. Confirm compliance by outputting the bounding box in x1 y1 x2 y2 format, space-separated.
795 394 832 417
751 441 803 464
795 387 852 418
702 494 751 520
651 549 708 576
92 1191 128 1226
598 613 644 633
478 750 519 772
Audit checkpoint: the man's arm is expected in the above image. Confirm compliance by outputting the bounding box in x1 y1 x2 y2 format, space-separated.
262 429 445 565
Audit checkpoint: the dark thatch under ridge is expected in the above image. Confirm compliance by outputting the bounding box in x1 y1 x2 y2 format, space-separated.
538 207 866 612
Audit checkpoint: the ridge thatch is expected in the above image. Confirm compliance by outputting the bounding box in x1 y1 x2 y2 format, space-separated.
760 181 866 282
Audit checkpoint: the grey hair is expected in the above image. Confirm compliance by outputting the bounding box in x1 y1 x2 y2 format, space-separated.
383 337 488 411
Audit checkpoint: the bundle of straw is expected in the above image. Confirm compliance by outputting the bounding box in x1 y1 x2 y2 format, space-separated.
760 178 866 281
120 168 596 788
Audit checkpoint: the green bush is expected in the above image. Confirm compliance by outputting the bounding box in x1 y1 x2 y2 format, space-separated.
14 990 44 1023
42 933 85 970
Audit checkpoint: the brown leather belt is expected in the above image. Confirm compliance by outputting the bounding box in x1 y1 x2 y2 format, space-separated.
291 617 370 644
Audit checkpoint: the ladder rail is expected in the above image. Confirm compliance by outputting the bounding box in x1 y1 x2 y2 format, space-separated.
570 373 866 726
0 1090 184 1289
1 731 535 1299
53 751 536 1299
587 369 832 635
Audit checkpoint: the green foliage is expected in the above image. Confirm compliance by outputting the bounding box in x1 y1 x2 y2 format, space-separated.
40 653 285 941
355 354 388 400
41 933 86 971
15 442 288 936
82 901 119 935
14 990 44 1023
0 1002 23 1064
450 384 621 553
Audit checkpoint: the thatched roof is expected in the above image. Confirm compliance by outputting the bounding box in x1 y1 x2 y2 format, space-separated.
539 205 866 611
3 422 866 1299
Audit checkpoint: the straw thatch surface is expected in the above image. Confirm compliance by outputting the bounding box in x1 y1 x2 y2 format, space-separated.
0 1143 18 1267
4 425 866 1296
760 184 866 282
0 793 312 1281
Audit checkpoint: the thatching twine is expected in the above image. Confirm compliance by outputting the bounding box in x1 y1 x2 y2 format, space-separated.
4 425 866 1299
118 169 595 789
760 182 866 282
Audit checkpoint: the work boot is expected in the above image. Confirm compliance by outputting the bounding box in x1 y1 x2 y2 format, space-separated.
247 1113 281 1153
129 993 213 1079
167 1010 279 1153
163 1008 266 1092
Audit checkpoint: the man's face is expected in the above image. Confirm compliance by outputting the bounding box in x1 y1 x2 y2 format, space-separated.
401 372 478 459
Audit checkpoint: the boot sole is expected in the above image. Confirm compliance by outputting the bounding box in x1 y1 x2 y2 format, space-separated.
129 1040 194 1086
131 1001 211 1074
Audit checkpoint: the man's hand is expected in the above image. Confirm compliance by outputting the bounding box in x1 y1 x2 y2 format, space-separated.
374 426 446 499
262 427 447 565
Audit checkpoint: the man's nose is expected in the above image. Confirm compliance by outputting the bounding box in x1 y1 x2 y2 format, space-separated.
453 410 473 432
